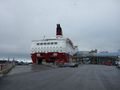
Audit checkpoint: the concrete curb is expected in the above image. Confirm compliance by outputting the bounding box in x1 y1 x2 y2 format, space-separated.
0 65 15 77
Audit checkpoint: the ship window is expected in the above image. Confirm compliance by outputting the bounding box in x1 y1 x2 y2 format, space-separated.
37 43 39 45
47 42 50 45
54 42 57 44
36 42 54 45
41 43 43 45
51 42 53 44
44 43 46 45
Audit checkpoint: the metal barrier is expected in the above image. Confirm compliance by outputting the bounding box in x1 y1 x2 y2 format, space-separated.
0 62 15 75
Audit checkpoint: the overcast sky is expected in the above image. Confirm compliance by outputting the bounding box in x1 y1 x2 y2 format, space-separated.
0 0 120 58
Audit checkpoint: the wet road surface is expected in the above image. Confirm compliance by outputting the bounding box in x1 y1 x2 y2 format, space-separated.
7 64 54 75
0 65 120 90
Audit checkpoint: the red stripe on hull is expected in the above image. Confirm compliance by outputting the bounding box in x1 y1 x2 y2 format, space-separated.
31 52 70 64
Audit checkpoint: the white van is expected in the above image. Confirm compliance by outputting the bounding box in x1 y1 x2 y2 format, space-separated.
117 56 120 68
117 61 120 68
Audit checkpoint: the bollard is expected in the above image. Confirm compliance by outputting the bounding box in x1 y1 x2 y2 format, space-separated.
0 64 1 70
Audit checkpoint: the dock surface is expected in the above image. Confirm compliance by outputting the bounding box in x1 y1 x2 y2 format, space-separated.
0 65 120 90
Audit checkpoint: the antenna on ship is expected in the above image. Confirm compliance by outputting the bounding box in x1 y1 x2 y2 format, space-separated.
56 24 63 39
43 35 45 40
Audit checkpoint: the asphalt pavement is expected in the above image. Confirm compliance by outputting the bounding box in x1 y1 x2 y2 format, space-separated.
0 65 120 90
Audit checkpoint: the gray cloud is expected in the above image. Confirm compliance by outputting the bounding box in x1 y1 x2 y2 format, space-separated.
0 0 120 58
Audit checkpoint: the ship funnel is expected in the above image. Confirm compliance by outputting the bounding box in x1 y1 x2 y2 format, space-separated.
56 24 63 38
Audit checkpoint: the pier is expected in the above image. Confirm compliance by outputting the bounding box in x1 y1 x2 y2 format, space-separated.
0 64 120 90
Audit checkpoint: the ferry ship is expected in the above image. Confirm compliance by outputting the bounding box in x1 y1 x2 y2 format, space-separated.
30 24 78 64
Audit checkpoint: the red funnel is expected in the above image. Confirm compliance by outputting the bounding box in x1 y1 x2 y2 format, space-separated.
56 24 63 36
